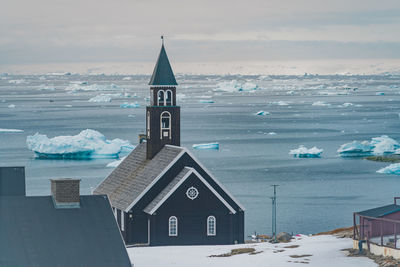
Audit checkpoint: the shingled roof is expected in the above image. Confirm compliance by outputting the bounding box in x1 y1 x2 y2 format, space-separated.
0 195 131 267
148 43 178 86
94 143 184 211
356 204 400 218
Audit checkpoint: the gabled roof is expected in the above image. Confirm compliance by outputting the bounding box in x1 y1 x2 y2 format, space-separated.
356 204 400 218
94 143 184 211
143 167 236 214
148 44 178 86
0 195 131 267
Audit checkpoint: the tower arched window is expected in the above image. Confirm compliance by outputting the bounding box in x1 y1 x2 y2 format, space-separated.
166 90 173 106
207 216 216 236
169 216 178 236
160 111 171 139
158 90 165 106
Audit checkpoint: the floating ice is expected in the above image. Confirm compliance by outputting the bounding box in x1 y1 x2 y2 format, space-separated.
256 110 270 116
376 92 385 95
8 104 16 108
192 143 219 150
106 156 127 167
38 85 56 91
199 100 214 104
289 145 323 158
340 103 353 107
66 83 123 92
214 80 258 92
269 101 290 106
0 128 24 133
177 93 186 101
312 101 331 106
122 77 132 80
8 79 26 84
377 163 400 175
26 129 134 159
88 94 112 103
338 135 399 157
120 102 140 108
268 132 277 135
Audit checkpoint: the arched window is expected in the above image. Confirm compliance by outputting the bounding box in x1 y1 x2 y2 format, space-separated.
147 111 150 137
169 216 178 236
166 90 173 106
160 111 171 139
207 216 216 236
158 90 165 106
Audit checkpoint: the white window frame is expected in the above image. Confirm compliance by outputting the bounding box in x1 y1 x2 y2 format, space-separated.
113 207 117 219
147 111 150 138
166 89 173 106
169 216 178 236
158 90 165 106
160 111 171 139
121 210 125 231
207 216 216 236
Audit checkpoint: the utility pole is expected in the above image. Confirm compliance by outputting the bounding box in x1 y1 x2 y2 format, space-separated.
271 184 279 243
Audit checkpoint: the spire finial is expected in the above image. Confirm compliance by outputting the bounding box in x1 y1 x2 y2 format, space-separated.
161 35 164 45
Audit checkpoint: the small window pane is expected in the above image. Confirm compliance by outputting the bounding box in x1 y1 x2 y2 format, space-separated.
169 216 178 236
158 91 165 106
166 90 172 106
207 216 216 236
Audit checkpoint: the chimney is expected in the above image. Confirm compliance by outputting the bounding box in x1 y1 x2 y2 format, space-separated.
50 178 81 208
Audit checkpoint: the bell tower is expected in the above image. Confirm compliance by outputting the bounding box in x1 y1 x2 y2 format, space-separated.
146 37 180 159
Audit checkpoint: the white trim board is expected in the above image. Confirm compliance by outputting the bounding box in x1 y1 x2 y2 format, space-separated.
124 148 186 212
146 167 236 215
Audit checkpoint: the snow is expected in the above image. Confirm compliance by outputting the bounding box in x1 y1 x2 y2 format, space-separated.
312 101 331 106
88 94 113 103
338 136 399 157
214 80 258 92
256 110 270 116
290 145 323 158
0 128 24 133
192 143 220 150
377 163 400 175
120 102 140 108
127 235 376 267
106 156 127 167
65 83 123 92
26 129 134 159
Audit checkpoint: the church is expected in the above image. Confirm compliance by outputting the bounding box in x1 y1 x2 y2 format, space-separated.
94 39 245 246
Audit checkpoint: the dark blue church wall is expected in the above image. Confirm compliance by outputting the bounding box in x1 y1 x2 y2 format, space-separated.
149 173 237 246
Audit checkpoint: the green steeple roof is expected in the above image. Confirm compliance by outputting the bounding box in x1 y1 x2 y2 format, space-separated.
148 42 178 86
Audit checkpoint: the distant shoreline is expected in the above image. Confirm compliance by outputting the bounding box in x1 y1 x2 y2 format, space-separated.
365 155 400 163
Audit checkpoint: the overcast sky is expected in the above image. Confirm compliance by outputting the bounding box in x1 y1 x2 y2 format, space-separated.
1 0 400 67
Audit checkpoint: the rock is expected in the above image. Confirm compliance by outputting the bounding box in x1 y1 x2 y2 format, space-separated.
277 232 292 243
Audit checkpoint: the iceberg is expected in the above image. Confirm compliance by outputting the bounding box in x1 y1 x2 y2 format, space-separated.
122 77 132 80
8 104 16 108
377 163 400 175
88 94 113 103
340 103 353 107
198 100 214 104
289 145 323 158
192 143 219 150
338 135 399 157
269 101 290 106
214 80 258 92
312 101 331 106
376 92 385 95
256 110 270 116
106 156 127 167
8 79 26 84
120 102 140 108
26 129 134 159
0 128 24 133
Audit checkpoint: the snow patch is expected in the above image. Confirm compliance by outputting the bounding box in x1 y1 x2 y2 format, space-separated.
26 129 134 159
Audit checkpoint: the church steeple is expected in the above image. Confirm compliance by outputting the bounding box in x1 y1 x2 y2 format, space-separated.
146 37 180 159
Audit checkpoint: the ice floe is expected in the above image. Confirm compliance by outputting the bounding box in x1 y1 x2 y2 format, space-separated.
8 104 16 108
26 129 134 159
269 101 290 106
38 85 56 91
214 80 258 92
377 163 400 175
192 143 219 150
312 101 331 106
106 156 127 167
255 111 270 116
199 100 214 104
289 145 323 158
88 94 113 103
8 79 26 84
0 128 24 133
122 77 132 80
376 92 385 95
338 135 399 157
120 102 140 108
65 83 123 92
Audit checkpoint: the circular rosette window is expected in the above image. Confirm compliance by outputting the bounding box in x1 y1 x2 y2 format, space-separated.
186 186 199 200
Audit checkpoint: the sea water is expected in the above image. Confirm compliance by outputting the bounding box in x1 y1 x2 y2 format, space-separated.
1 74 400 237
